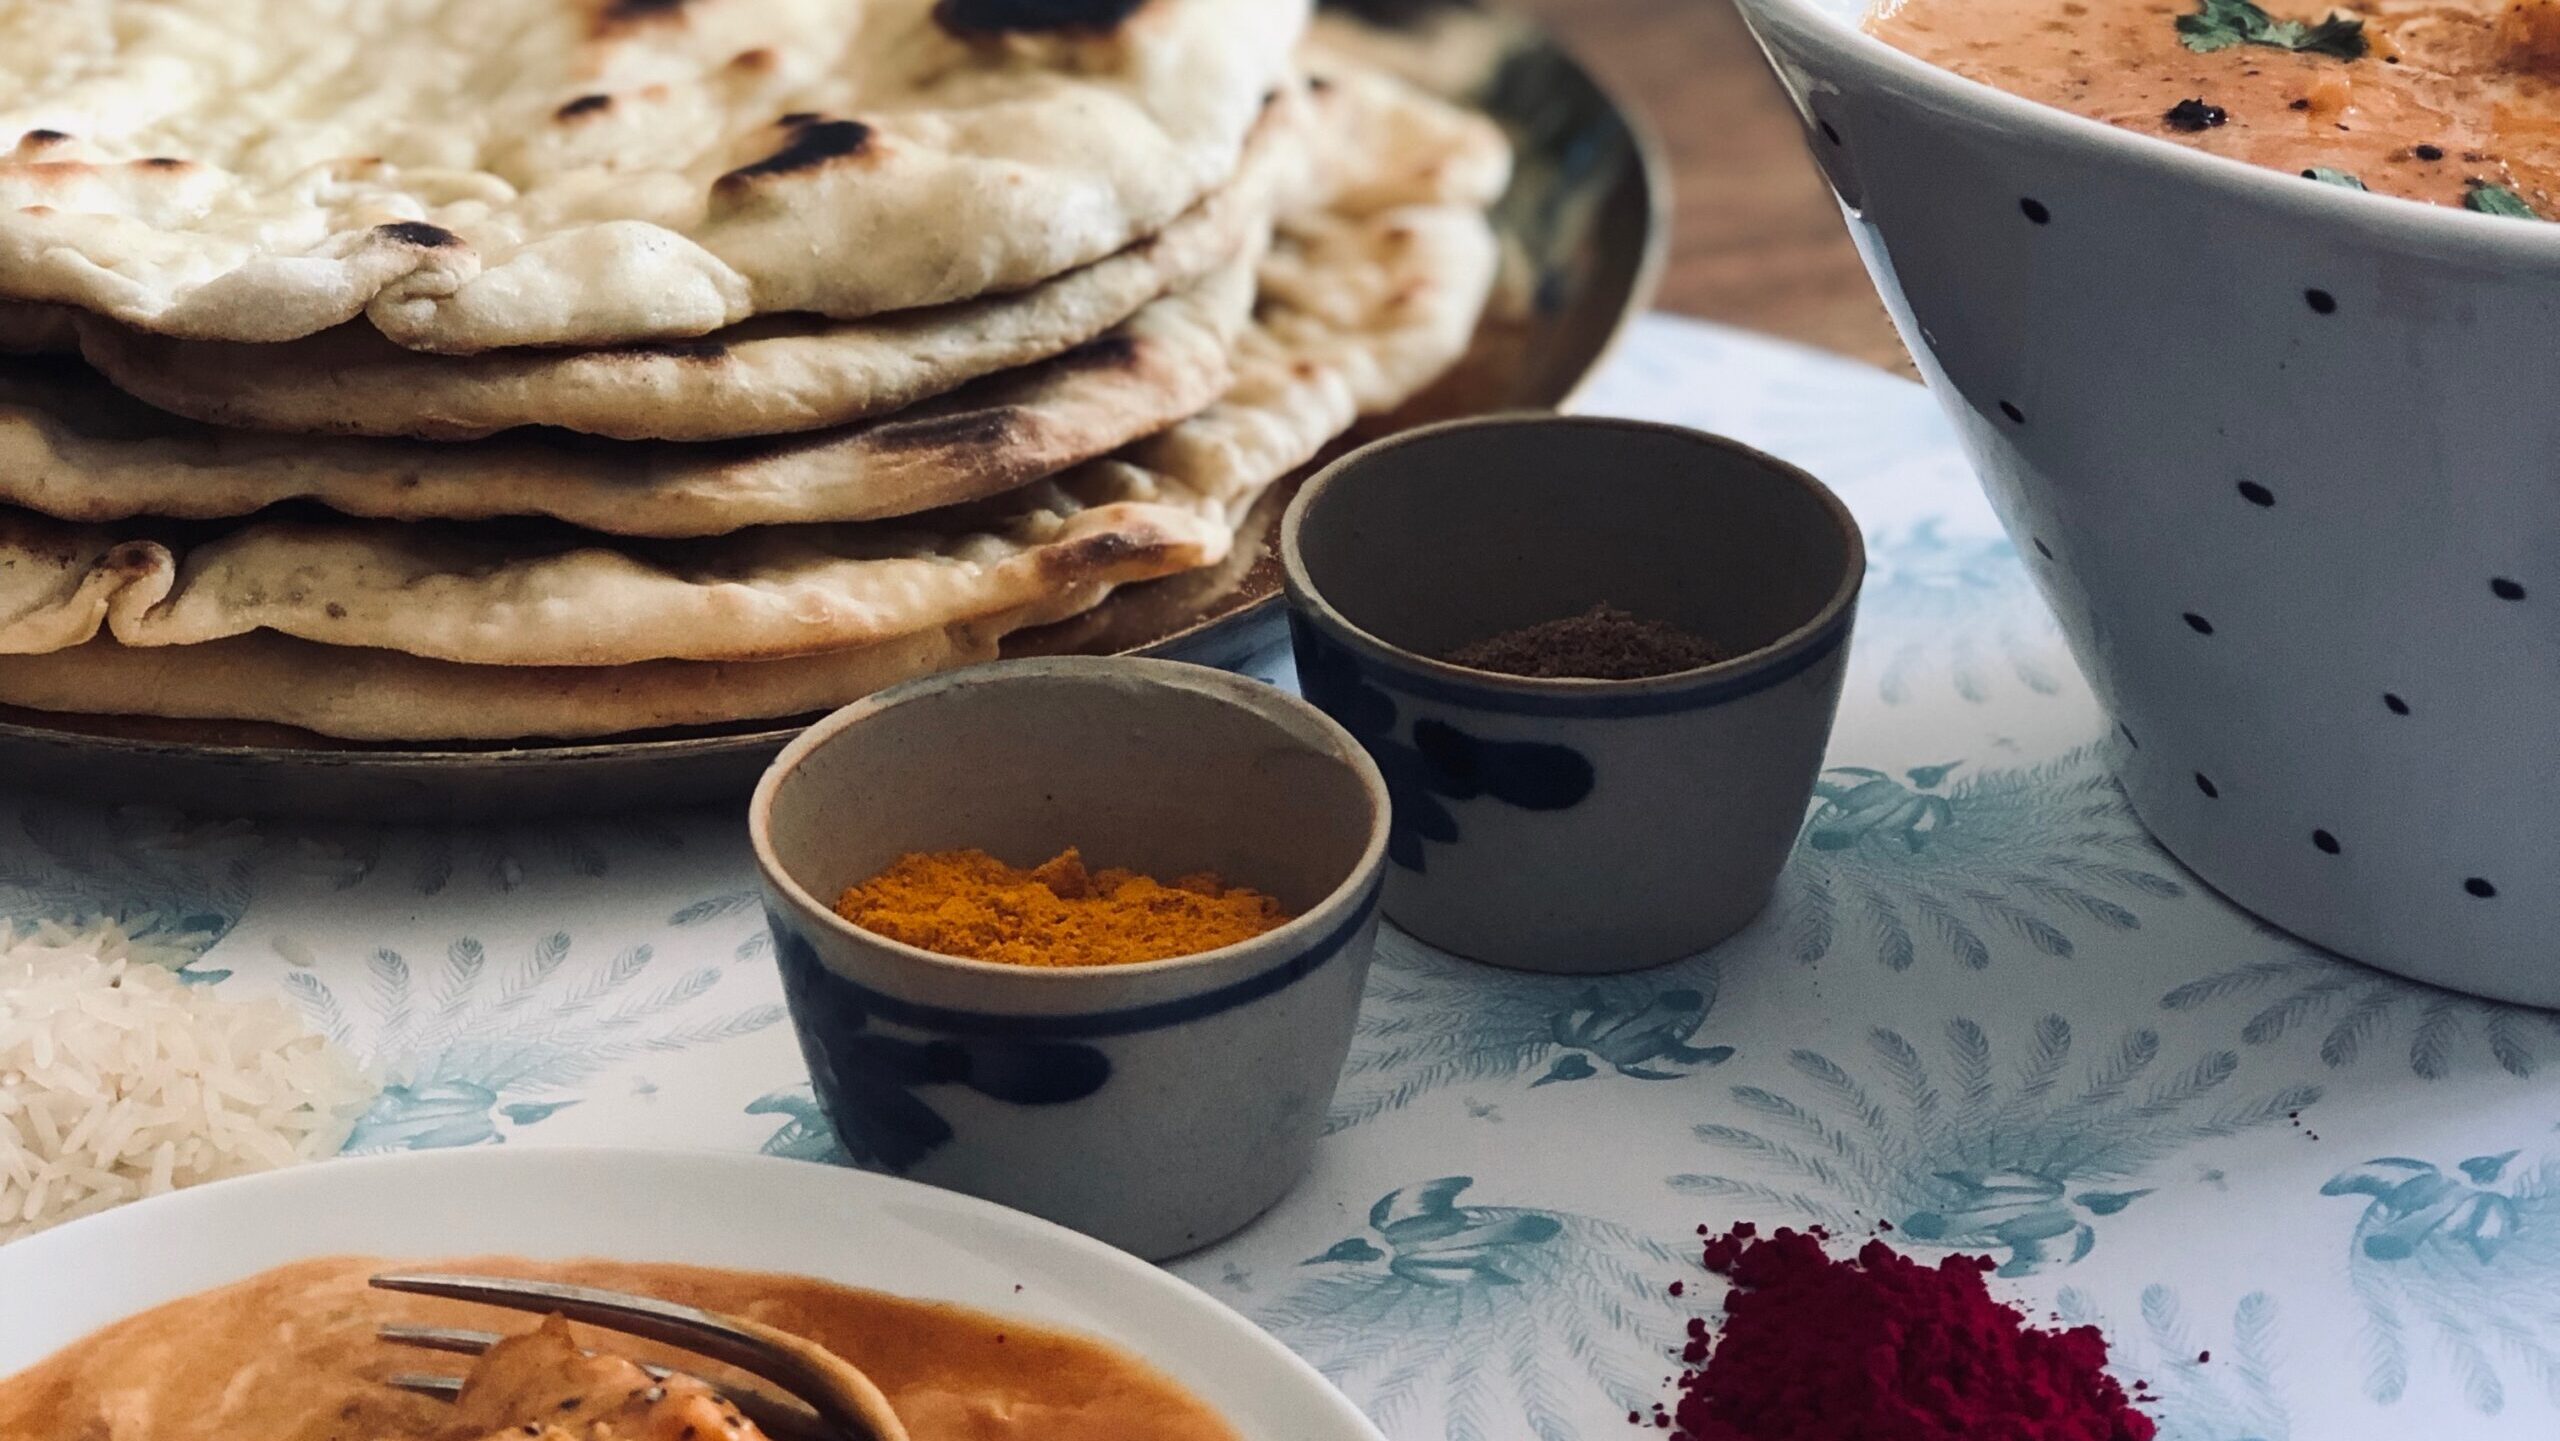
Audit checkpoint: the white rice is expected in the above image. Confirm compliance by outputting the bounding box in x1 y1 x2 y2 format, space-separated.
0 919 375 1244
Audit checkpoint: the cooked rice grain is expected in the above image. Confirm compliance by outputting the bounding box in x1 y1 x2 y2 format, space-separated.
0 920 373 1243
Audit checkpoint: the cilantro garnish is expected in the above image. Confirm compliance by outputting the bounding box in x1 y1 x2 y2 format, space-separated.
2177 0 2368 59
2300 167 2368 190
2463 181 2543 220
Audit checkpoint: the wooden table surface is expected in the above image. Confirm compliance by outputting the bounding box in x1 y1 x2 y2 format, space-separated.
1514 0 1910 372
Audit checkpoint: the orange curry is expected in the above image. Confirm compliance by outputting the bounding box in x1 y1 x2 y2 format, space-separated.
1870 0 2560 212
0 1256 1240 1441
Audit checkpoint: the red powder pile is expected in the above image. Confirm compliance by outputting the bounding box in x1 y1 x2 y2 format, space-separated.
1660 1224 2156 1441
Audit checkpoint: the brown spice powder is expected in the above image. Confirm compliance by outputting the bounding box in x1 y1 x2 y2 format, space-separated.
1442 604 1724 681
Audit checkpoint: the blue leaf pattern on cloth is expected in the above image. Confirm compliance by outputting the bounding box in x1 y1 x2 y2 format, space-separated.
2162 935 2560 1080
1251 1177 1684 1440
2321 1152 2560 1414
396 815 686 896
1860 519 2066 708
348 1080 506 1151
1329 931 1734 1130
1784 747 2184 970
2057 1285 2294 1440
1674 1016 2318 1276
0 802 272 962
748 1086 854 1165
284 931 783 1153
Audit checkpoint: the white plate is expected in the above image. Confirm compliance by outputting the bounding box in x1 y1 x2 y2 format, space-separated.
0 1146 1383 1441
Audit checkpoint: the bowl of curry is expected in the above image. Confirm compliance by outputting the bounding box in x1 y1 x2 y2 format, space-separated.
1734 0 2560 1002
0 1146 1387 1441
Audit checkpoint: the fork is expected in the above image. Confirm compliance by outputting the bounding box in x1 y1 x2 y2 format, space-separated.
370 1272 910 1441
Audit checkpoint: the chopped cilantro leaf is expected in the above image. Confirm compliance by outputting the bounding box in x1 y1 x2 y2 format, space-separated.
2463 181 2542 219
2177 0 2367 59
2300 167 2369 190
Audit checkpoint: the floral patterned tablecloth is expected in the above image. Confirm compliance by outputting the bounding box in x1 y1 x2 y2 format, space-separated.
7 314 2549 1440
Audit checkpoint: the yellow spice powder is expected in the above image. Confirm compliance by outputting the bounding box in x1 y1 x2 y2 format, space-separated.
833 847 1293 968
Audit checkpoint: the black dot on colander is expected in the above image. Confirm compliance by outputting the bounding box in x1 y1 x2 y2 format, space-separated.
2466 877 2499 899
1820 119 1842 145
2237 481 2274 507
2195 772 2219 798
2384 692 2411 715
2313 829 2340 854
2034 538 2054 559
2184 612 2215 635
1999 400 2025 424
2492 577 2527 601
2305 288 2338 314
2020 197 2051 224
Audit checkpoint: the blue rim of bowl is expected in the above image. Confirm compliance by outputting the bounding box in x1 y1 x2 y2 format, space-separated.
1739 0 2560 263
1280 413 1866 720
748 655 1393 995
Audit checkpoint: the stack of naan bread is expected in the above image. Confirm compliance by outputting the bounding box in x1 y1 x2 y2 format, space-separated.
0 0 1507 742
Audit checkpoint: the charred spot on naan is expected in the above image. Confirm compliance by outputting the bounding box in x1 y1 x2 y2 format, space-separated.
866 408 1020 454
1037 522 1187 585
1047 332 1144 372
555 94 614 121
373 221 464 250
613 338 732 361
588 0 702 35
714 120 878 194
861 333 1155 455
10 132 73 163
933 0 1156 37
99 539 164 582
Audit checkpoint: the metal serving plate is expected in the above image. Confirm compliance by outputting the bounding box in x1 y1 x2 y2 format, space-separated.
0 0 1667 821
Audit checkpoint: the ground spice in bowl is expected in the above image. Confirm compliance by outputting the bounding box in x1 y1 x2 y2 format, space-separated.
833 847 1292 967
1442 604 1723 680
1653 1223 2156 1440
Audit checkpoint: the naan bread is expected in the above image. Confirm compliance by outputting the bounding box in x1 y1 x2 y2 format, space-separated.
0 255 1257 537
0 203 1500 734
1295 55 1514 222
0 0 1307 350
0 471 1231 667
0 204 1495 669
36 101 1298 441
0 62 1508 539
0 623 1056 746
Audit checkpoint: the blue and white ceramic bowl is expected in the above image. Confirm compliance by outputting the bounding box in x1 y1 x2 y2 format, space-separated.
750 657 1390 1261
1281 415 1863 973
1736 0 2560 1003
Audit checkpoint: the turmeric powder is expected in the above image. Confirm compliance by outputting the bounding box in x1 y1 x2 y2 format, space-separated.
834 847 1293 968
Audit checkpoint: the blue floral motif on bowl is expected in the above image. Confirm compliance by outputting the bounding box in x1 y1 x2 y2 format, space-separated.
1289 615 1594 871
770 922 1112 1172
